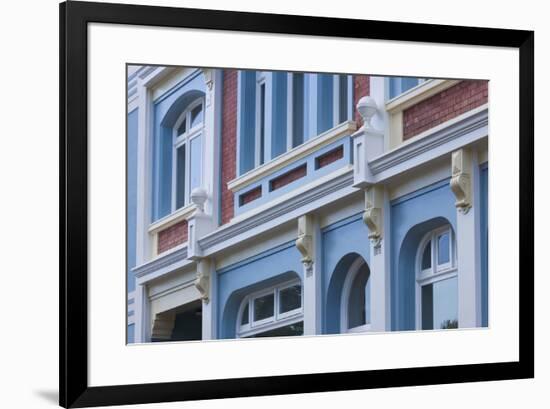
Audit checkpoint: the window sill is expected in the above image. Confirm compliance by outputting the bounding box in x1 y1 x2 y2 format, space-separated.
385 79 461 114
148 203 196 234
227 120 357 193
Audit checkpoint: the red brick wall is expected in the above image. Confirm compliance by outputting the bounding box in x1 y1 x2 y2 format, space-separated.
157 220 188 254
316 145 344 169
403 80 488 140
221 69 238 224
269 164 307 191
353 75 370 127
239 186 262 206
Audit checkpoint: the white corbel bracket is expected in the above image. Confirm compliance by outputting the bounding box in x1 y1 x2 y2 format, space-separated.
295 214 314 276
362 185 384 248
194 258 211 304
450 148 472 213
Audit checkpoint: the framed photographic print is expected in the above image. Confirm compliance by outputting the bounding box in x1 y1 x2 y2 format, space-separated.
60 1 534 407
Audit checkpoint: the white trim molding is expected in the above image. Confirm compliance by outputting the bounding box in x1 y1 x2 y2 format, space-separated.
228 120 357 193
385 79 461 149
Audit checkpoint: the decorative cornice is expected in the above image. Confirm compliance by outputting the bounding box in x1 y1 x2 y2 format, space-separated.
227 121 357 193
200 168 354 251
369 105 488 176
385 79 461 114
148 204 196 234
133 245 188 279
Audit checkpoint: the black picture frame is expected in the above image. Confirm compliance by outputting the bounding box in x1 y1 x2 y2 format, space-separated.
59 1 534 407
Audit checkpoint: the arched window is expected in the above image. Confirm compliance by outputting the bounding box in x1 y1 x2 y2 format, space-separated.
341 258 371 333
416 225 458 330
172 98 204 210
237 279 303 338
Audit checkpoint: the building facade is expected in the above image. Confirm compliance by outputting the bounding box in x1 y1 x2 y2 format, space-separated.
126 66 489 343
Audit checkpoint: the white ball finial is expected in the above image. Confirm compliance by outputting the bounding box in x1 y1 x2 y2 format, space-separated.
356 96 378 129
191 187 208 212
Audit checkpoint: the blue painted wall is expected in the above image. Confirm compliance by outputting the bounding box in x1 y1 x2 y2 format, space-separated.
127 108 139 344
151 70 205 221
127 108 138 293
217 242 303 338
480 164 489 327
127 323 135 344
322 213 370 334
390 180 456 331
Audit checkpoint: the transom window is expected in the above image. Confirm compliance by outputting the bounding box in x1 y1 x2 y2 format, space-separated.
237 279 303 338
172 98 204 211
416 226 458 330
388 77 428 100
341 258 371 333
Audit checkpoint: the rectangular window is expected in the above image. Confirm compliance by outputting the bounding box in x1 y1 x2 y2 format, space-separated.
279 284 301 314
421 276 459 330
292 73 305 148
253 293 274 322
258 82 266 166
189 135 202 192
338 74 348 124
175 145 186 209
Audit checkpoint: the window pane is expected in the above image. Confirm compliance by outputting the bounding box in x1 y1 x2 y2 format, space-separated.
348 263 370 328
279 284 301 313
175 145 186 209
247 321 303 338
189 135 202 192
253 293 274 321
177 118 186 136
292 73 305 148
190 104 203 128
422 276 458 330
421 240 431 270
389 77 421 99
259 83 266 165
338 75 348 123
437 232 450 265
317 74 334 134
241 303 249 325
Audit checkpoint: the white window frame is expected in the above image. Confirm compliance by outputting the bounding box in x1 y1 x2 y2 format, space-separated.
236 278 303 338
340 257 371 333
415 225 458 329
170 97 204 212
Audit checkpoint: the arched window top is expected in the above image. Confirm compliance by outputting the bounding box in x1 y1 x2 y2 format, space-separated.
171 97 205 211
416 225 458 330
173 97 204 140
416 225 455 281
236 278 303 338
340 257 371 333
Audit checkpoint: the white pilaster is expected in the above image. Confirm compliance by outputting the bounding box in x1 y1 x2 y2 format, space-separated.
135 79 153 264
202 69 222 225
296 214 322 335
453 148 482 328
364 186 391 332
133 283 150 343
200 259 217 340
